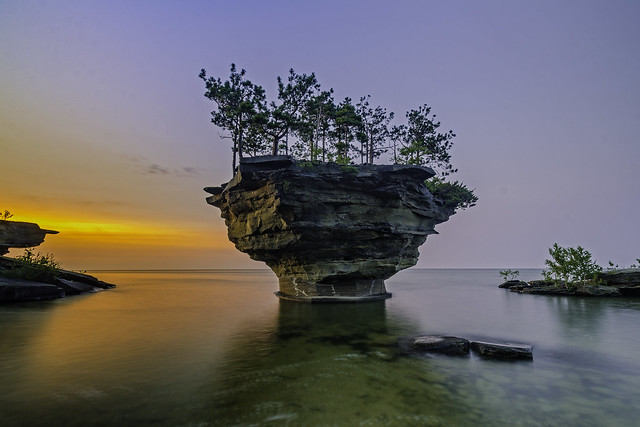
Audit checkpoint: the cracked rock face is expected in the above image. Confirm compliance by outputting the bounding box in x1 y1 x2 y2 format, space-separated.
205 156 453 302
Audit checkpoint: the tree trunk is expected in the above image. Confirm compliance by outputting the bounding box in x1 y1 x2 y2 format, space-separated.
285 130 289 156
232 141 237 175
369 131 374 164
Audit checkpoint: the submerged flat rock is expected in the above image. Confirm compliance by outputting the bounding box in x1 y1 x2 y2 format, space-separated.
470 341 533 360
412 335 470 356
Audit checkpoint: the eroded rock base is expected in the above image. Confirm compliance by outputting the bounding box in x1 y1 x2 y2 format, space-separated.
275 278 391 303
275 291 391 303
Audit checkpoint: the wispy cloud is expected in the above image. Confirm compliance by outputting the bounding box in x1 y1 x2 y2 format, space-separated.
126 155 201 178
147 163 170 175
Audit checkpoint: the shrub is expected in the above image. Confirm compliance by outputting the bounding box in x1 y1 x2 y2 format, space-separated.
340 164 359 173
542 243 602 288
499 269 520 281
425 177 478 212
2 248 61 283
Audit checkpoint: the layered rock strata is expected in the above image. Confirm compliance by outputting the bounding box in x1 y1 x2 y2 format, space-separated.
205 156 453 302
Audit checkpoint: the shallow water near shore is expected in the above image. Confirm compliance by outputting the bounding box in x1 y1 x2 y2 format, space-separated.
1 268 639 426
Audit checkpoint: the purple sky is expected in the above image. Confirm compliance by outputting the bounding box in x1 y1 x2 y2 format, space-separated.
1 0 639 269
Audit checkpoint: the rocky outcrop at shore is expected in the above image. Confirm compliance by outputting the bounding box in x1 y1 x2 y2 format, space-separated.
0 220 116 302
205 156 454 302
500 269 640 297
597 269 640 296
0 256 116 302
0 220 58 255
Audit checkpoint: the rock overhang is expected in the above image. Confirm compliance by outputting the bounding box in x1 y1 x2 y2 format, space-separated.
205 155 453 302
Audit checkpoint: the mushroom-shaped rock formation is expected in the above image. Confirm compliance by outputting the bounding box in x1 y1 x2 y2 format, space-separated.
0 220 58 255
205 156 454 302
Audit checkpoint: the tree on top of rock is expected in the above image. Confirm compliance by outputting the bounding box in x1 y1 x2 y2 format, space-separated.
395 104 457 177
199 64 268 173
356 95 394 164
198 64 477 212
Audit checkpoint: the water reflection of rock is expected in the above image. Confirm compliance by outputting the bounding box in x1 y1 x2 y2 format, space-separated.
275 300 394 352
201 300 510 425
217 300 404 372
203 300 406 424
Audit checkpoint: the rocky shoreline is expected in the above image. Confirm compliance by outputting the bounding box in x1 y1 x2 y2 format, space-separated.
499 269 640 297
0 256 115 302
0 220 115 302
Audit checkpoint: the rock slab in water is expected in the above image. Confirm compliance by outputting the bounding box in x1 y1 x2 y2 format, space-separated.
506 280 622 297
205 156 453 302
470 341 533 360
498 280 528 289
0 277 65 301
412 336 470 356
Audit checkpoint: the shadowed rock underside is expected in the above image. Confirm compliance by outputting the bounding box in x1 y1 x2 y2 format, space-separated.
205 156 453 302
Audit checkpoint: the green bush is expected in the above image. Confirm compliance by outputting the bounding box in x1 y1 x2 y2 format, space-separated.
2 248 61 283
499 269 520 281
542 243 602 288
425 177 478 212
340 164 359 173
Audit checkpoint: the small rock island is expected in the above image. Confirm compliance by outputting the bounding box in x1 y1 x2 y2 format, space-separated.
205 156 455 302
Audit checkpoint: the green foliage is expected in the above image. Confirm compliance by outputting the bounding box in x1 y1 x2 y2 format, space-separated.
395 105 457 177
199 64 269 173
425 177 478 212
2 248 61 283
1 210 13 220
356 95 394 164
297 160 319 170
499 269 520 281
542 243 602 288
340 165 358 173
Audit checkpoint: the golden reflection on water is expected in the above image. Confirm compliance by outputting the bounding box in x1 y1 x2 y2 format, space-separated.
2 270 640 426
1 270 280 425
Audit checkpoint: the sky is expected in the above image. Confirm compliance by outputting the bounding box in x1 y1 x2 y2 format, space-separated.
1 0 639 270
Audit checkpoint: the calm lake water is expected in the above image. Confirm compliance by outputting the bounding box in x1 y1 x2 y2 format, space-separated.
1 269 640 426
